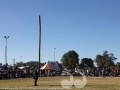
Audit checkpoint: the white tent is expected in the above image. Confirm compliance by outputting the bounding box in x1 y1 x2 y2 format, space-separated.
41 61 60 70
18 66 25 69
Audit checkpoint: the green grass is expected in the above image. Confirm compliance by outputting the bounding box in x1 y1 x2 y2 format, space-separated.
0 76 120 90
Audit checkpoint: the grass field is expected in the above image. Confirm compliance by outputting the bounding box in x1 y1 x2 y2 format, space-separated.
0 76 120 90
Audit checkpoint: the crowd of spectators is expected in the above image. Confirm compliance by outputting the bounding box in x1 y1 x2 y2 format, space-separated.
70 67 120 77
0 67 120 80
0 69 34 79
0 69 63 79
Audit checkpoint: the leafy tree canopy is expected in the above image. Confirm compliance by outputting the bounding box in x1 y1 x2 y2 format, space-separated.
80 58 94 68
94 51 117 68
61 50 79 68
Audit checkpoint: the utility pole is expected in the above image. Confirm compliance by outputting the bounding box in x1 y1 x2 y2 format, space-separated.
20 56 22 62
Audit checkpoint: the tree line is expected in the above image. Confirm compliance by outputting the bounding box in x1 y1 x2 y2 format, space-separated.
61 50 119 69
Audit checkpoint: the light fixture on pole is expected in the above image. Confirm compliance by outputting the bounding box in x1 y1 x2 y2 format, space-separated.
54 48 56 62
4 36 10 66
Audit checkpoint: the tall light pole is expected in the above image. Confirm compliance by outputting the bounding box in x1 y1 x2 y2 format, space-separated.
51 57 53 61
12 58 15 77
106 54 110 70
4 36 10 66
106 56 107 70
20 56 22 62
13 58 15 72
54 48 56 62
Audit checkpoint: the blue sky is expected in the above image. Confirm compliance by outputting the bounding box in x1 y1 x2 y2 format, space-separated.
0 0 120 66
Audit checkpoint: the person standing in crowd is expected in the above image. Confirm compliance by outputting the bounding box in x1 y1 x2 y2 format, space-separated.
102 68 106 78
33 67 38 86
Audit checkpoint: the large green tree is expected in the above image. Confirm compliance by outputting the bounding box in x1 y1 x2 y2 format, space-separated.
95 51 117 68
116 62 120 69
61 50 79 68
80 58 94 68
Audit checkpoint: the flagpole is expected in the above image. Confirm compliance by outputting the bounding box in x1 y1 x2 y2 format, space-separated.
38 15 41 76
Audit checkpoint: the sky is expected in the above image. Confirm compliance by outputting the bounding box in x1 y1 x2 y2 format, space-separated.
0 0 120 66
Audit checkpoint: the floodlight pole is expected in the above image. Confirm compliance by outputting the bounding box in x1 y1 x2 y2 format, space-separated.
13 58 15 72
54 48 56 62
20 56 22 62
4 36 10 67
38 15 41 76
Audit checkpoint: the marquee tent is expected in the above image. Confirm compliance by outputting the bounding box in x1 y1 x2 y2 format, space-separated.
41 61 60 70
